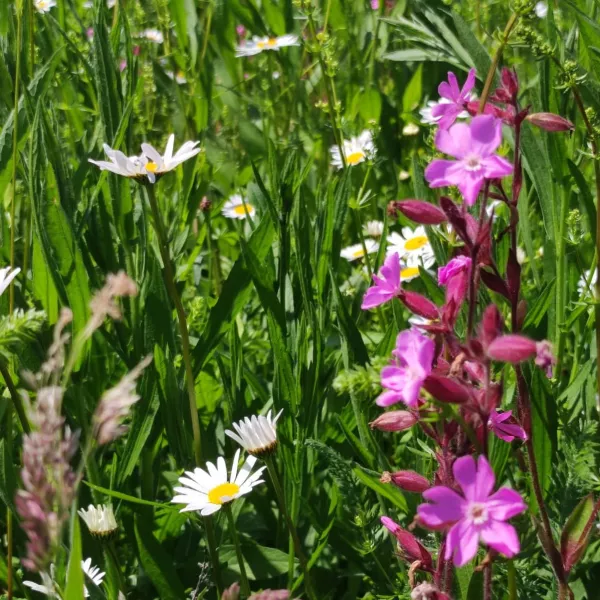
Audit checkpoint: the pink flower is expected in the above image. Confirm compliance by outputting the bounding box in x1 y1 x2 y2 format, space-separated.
377 329 434 408
488 410 527 443
431 69 476 129
535 340 556 378
362 252 401 309
417 455 526 566
371 0 379 8
424 115 513 206
438 255 471 285
236 24 246 37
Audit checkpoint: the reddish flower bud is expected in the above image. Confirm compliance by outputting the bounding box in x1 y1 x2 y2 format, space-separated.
399 291 439 320
487 334 537 363
502 67 519 97
480 268 510 299
560 494 597 575
526 112 574 132
387 200 401 217
381 516 433 569
439 196 470 246
395 200 447 225
381 470 430 493
423 374 471 404
480 304 503 348
370 410 417 432
200 196 212 212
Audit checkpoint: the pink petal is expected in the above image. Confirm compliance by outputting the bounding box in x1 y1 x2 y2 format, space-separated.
453 455 495 502
495 422 527 442
380 365 409 388
380 252 401 288
401 377 424 408
460 68 477 100
424 159 457 188
469 115 503 157
445 520 480 566
362 287 395 309
419 486 465 526
435 123 472 158
480 521 520 558
376 389 403 407
481 154 514 178
493 410 512 424
431 105 462 130
457 172 484 206
486 488 527 520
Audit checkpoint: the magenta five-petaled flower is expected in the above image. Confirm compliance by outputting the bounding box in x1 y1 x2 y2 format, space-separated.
425 115 513 207
377 329 434 408
362 252 402 310
488 410 527 443
431 68 476 129
417 455 526 566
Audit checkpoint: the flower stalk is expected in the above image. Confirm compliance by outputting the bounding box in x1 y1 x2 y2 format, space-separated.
224 503 251 598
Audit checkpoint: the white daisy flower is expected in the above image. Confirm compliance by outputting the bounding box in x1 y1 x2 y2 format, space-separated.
236 34 299 57
330 131 376 170
402 122 420 136
24 569 59 598
0 266 20 297
398 170 411 181
34 0 56 13
386 229 435 280
89 144 150 180
578 268 597 298
171 449 266 516
535 2 548 17
419 98 470 125
340 239 379 262
141 29 164 44
166 70 187 84
140 134 201 183
225 409 283 457
82 558 105 597
363 220 384 238
221 195 256 220
78 504 118 539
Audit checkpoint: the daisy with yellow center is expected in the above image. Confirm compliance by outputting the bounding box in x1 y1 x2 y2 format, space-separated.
222 195 257 220
386 227 435 281
341 239 379 262
172 449 266 516
34 0 56 13
330 131 376 170
140 134 201 183
236 34 299 57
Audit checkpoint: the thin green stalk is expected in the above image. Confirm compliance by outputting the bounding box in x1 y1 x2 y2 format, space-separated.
145 184 203 466
204 517 223 598
264 455 317 600
224 504 251 598
6 401 13 600
199 0 214 72
0 361 30 434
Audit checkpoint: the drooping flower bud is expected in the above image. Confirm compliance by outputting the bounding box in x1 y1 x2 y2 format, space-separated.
526 112 574 132
381 470 430 493
487 334 537 363
394 200 447 225
399 290 439 320
423 374 471 404
370 410 417 432
381 516 433 569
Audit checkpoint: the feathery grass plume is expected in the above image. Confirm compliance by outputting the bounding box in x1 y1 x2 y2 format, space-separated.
16 386 80 572
92 355 152 445
87 271 138 335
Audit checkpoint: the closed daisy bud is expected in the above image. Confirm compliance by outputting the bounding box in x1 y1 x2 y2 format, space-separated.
225 409 283 458
78 504 118 540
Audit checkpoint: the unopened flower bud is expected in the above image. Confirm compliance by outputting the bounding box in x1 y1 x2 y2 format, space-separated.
394 200 447 225
399 291 439 320
370 410 417 432
381 516 433 569
526 112 574 132
423 374 471 404
222 583 240 600
480 304 503 348
381 470 430 493
200 196 212 212
487 334 537 363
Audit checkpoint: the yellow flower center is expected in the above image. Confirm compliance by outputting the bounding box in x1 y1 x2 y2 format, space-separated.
404 236 428 251
207 482 240 505
401 267 420 280
267 38 277 47
352 248 366 258
233 203 253 216
346 151 365 166
146 162 158 173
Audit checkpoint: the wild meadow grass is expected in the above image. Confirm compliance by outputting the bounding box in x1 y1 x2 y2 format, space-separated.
1 0 600 598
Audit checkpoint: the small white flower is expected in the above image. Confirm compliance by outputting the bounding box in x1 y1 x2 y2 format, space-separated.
340 239 379 262
78 504 118 539
535 2 548 18
172 449 266 516
578 268 598 298
166 70 187 84
221 195 256 220
236 34 299 57
89 145 150 180
141 29 164 44
82 558 105 597
34 0 56 13
24 569 58 598
0 266 20 296
402 122 420 136
363 220 384 238
330 131 376 170
399 169 411 181
140 134 201 183
225 409 283 457
516 247 526 265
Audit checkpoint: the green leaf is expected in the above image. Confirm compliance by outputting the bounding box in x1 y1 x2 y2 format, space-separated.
220 542 297 580
359 88 383 123
402 65 422 114
134 514 186 599
522 281 556 332
83 481 177 510
353 465 407 512
64 508 85 600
